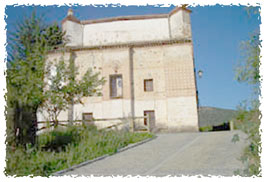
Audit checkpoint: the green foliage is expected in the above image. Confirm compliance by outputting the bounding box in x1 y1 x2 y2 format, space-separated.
6 11 65 146
233 104 261 176
42 54 105 125
231 134 240 143
199 126 212 132
5 126 153 176
7 10 65 62
199 106 237 127
233 32 261 175
233 11 261 175
235 31 261 92
6 11 65 107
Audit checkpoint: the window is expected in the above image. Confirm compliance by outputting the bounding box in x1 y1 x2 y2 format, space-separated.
110 74 123 98
47 65 56 86
144 79 153 92
48 65 66 88
82 113 93 121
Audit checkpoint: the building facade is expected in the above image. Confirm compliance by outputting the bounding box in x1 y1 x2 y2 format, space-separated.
38 6 199 132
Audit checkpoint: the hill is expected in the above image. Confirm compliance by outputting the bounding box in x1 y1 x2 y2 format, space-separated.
198 106 237 127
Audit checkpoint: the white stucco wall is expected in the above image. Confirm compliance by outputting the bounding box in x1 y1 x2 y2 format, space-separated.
132 43 197 131
62 9 192 47
39 8 197 132
38 42 198 132
167 97 198 131
62 20 83 47
73 99 132 120
82 18 169 46
182 10 192 38
169 10 191 39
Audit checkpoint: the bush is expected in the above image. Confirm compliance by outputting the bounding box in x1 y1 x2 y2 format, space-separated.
5 125 153 176
232 106 261 176
199 126 212 132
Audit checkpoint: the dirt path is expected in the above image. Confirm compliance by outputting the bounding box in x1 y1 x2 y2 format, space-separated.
63 130 247 176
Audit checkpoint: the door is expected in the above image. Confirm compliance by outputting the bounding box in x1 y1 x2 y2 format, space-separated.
144 110 155 131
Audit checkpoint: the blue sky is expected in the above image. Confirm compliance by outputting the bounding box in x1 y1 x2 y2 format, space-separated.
5 5 261 110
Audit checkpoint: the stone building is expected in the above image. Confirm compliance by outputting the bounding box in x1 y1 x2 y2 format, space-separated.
38 6 199 132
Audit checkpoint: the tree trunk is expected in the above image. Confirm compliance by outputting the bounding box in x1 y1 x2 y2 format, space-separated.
68 98 74 126
54 115 59 128
30 107 38 146
5 105 17 149
13 103 37 147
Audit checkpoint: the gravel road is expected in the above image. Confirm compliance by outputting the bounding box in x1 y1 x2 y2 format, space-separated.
62 130 247 176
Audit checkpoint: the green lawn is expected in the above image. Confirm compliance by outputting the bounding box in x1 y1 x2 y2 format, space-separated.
5 125 153 176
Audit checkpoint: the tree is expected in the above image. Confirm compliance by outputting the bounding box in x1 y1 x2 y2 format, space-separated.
6 11 65 146
42 52 105 127
235 31 261 95
233 8 261 176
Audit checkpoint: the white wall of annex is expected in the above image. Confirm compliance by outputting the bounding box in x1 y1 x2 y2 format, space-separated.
62 21 83 47
169 10 192 39
83 18 169 46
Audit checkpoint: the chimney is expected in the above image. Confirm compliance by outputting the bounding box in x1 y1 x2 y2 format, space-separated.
62 8 80 24
182 4 188 8
67 8 73 16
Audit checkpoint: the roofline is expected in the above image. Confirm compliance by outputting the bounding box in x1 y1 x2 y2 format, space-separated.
62 6 192 25
80 14 168 25
169 6 192 16
48 38 192 54
62 15 80 24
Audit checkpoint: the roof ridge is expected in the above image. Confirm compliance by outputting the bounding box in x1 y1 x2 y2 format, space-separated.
62 6 191 25
80 13 168 25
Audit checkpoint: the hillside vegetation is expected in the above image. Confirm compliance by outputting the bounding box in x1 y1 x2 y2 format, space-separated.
198 106 237 127
5 125 153 176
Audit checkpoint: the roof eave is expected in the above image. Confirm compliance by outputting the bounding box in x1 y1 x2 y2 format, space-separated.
62 15 81 24
61 5 192 25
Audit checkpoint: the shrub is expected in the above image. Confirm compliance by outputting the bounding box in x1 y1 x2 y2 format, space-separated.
5 125 153 176
232 106 261 176
199 126 212 132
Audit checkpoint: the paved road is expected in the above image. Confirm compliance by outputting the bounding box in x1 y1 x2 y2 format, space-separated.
63 130 247 176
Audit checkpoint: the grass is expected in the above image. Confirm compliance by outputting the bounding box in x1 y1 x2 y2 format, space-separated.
5 125 153 177
199 125 213 132
232 108 261 176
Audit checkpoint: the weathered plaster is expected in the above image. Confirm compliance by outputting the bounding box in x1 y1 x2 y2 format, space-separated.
38 6 199 132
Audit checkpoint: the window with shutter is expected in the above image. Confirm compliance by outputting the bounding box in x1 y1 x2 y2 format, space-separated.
110 74 123 98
